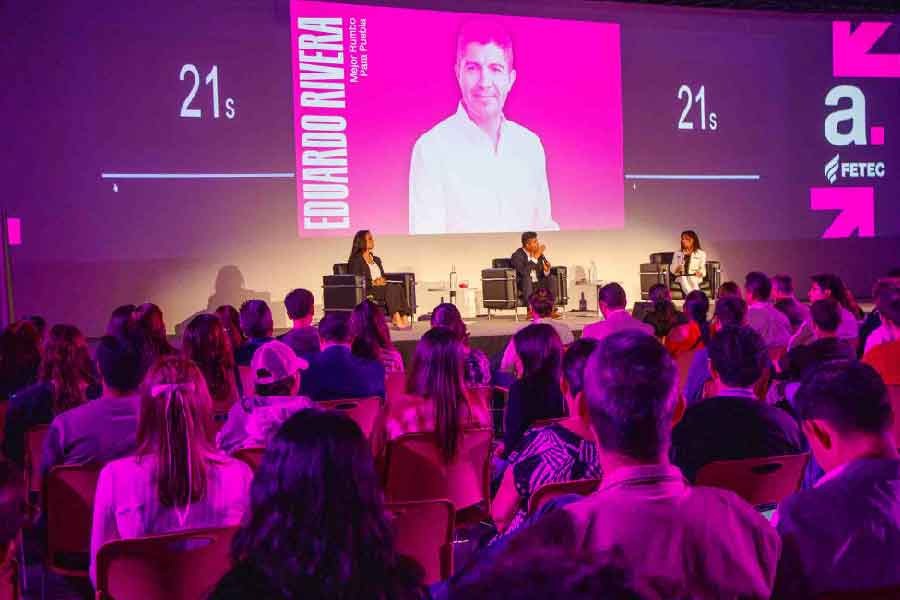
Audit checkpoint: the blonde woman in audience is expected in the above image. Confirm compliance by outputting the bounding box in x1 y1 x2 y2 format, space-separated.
90 356 252 583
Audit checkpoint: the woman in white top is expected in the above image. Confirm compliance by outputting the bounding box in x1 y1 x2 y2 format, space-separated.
670 230 707 294
90 355 252 583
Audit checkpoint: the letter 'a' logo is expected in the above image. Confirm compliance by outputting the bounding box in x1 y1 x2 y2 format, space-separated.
825 154 840 184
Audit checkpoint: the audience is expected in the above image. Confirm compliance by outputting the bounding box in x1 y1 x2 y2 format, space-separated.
429 303 491 386
560 330 780 598
772 274 810 333
350 300 404 373
491 339 600 536
24 315 47 341
210 409 425 600
862 284 900 387
671 326 805 482
0 319 41 401
503 323 566 454
500 288 573 373
277 288 320 357
41 335 143 476
641 283 681 339
777 299 856 383
862 278 900 355
717 280 742 298
682 296 748 405
217 340 311 454
300 311 385 401
90 356 252 583
774 361 900 597
131 302 177 372
3 324 100 465
381 327 490 457
859 270 900 354
234 300 275 366
215 304 246 359
582 283 653 342
105 304 136 338
664 290 709 356
744 271 792 350
182 313 240 414
790 273 860 349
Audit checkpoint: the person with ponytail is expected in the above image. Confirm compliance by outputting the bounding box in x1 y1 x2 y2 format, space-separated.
90 356 252 583
3 324 99 465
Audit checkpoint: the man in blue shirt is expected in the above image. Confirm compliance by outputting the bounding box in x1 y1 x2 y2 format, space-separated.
301 312 384 401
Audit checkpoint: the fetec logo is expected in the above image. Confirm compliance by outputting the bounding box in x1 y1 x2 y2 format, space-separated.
825 154 840 183
823 153 886 185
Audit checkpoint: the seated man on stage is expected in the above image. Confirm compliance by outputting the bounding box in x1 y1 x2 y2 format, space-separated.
510 231 557 315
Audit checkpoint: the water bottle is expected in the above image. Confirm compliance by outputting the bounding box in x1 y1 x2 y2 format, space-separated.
449 264 458 289
579 292 588 312
588 260 598 283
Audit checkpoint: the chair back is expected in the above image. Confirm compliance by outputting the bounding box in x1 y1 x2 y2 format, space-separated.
237 365 254 399
527 478 602 517
333 263 350 275
232 447 265 473
466 386 492 413
318 396 382 439
386 500 454 585
383 429 492 511
491 258 513 269
0 541 18 600
385 371 407 403
24 425 49 507
44 464 102 577
695 453 810 507
95 526 238 600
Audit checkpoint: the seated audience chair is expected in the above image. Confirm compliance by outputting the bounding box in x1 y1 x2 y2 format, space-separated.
526 478 602 517
639 252 721 301
386 500 454 585
318 396 382 439
383 429 492 517
481 259 567 320
44 464 102 578
232 447 265 473
695 452 809 508
0 538 18 600
324 263 417 316
94 526 238 600
23 425 49 515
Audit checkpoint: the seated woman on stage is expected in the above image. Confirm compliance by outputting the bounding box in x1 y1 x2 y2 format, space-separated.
670 230 707 295
347 230 411 329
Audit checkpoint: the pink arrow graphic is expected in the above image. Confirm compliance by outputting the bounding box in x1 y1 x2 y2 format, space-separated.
810 187 875 238
833 21 900 78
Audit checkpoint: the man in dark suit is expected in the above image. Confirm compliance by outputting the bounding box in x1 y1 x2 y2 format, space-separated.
300 311 385 401
510 231 557 310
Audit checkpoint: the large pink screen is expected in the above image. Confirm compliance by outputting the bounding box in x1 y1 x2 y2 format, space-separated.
292 1 624 237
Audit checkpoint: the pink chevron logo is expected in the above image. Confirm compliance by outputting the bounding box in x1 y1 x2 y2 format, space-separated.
810 187 874 238
833 21 900 78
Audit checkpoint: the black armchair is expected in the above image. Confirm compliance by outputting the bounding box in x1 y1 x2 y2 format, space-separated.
481 258 568 320
639 252 721 301
323 263 417 315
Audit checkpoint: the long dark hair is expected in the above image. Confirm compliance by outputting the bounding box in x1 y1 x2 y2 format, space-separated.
406 327 469 462
181 314 238 406
131 303 176 371
215 305 245 353
39 324 97 415
0 320 42 395
513 323 562 383
684 290 711 345
348 229 371 263
106 304 136 338
350 300 393 362
680 230 701 253
430 303 469 345
232 409 423 600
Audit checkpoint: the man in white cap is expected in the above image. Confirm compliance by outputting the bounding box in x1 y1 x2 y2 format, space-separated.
217 340 311 453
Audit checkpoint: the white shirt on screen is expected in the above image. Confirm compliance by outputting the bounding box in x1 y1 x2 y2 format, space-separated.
409 103 559 235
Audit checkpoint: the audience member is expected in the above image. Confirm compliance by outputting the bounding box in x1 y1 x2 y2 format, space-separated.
560 330 780 598
778 299 856 383
182 313 240 414
500 288 573 373
503 323 566 454
90 356 252 583
582 283 653 342
430 303 491 386
682 296 748 405
863 284 900 386
744 271 792 350
790 273 860 348
105 304 136 338
300 312 385 401
350 300 404 373
210 410 425 600
858 270 900 354
277 288 320 357
215 304 246 357
641 283 681 339
664 290 709 356
0 320 41 400
234 300 275 366
774 361 900 597
3 324 99 465
217 340 311 454
24 315 47 340
772 274 810 333
41 335 143 475
492 340 600 536
671 326 805 482
862 278 900 355
131 302 177 372
381 327 490 457
717 280 742 298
